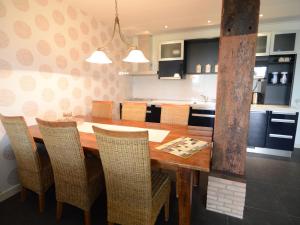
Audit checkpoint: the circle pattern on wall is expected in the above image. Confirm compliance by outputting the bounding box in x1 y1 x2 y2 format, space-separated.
16 49 34 66
35 14 50 31
12 0 29 12
14 21 32 39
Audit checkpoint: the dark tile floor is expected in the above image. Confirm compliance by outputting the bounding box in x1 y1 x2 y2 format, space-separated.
1 148 300 225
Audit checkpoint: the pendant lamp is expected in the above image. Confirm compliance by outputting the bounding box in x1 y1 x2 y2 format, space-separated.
86 0 149 64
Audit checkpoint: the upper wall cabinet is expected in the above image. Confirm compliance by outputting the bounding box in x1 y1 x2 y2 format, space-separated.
159 40 184 61
256 33 271 56
184 38 219 74
255 32 297 56
270 32 297 55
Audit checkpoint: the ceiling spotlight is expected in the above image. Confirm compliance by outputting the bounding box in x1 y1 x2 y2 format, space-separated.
259 14 263 17
207 20 212 24
164 25 168 29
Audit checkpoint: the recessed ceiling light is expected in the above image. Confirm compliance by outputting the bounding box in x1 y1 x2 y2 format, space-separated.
164 25 168 29
207 20 212 24
259 14 263 17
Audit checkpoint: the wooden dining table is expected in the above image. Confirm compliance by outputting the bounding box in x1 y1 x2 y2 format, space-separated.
29 116 212 225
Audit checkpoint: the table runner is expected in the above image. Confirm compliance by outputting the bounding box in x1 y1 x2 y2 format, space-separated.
77 122 170 143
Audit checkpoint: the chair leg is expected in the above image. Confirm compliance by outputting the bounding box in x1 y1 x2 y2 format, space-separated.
176 170 180 198
38 193 45 213
84 210 91 225
56 201 63 222
20 187 27 202
164 197 170 222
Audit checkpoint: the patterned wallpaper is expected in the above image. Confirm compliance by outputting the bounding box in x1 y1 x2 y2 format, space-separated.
0 0 132 194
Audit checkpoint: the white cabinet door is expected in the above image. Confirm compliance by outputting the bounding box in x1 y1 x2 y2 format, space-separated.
159 40 184 61
256 33 271 56
270 32 297 55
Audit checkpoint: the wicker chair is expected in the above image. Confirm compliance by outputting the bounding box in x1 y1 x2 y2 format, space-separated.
121 102 147 122
36 118 104 225
92 100 113 119
93 127 171 225
0 114 53 213
160 104 190 126
160 104 190 197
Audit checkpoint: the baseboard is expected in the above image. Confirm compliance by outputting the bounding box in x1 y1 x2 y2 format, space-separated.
0 184 21 202
295 144 300 149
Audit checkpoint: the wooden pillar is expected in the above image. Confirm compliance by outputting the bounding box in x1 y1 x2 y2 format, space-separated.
212 0 260 175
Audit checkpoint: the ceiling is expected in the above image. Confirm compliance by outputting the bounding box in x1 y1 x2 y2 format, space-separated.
67 0 300 35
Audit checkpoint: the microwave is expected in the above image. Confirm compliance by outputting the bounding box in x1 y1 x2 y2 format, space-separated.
159 40 184 61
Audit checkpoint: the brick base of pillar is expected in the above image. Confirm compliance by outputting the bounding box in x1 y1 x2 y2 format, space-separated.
206 173 246 219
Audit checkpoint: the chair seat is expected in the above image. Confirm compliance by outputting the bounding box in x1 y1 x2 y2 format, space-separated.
151 172 171 224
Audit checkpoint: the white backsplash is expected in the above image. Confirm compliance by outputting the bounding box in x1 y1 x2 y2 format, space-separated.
132 74 217 101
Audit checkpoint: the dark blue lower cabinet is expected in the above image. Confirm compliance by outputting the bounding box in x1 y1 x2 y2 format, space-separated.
246 110 298 152
247 111 268 147
188 109 215 127
265 111 298 151
146 105 161 123
265 134 295 151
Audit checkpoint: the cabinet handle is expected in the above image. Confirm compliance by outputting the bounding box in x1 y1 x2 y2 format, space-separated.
269 134 293 139
272 111 296 116
191 113 215 118
271 118 295 124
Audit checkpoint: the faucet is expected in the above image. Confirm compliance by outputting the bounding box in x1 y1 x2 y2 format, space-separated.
199 94 209 102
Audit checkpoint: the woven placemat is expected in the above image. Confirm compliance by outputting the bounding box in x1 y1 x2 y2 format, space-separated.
156 137 210 158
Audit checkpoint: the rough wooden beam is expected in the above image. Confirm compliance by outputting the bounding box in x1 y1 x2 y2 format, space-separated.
212 0 260 175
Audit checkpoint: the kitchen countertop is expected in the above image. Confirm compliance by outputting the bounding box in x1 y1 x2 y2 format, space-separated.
126 99 299 113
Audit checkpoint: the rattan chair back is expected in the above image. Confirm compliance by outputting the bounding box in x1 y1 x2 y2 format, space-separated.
160 104 190 126
91 101 113 119
93 127 152 224
122 102 147 122
36 119 90 207
0 114 43 192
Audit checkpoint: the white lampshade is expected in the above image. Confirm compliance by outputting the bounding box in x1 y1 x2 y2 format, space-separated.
86 50 112 64
123 49 150 63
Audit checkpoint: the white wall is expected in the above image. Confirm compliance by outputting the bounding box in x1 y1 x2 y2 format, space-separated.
132 18 300 146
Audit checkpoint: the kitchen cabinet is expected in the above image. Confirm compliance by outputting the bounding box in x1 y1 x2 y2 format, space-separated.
184 38 219 74
159 40 184 61
158 60 184 79
146 105 161 123
263 54 296 105
188 109 215 127
247 111 268 147
270 32 297 55
256 33 271 56
265 111 298 151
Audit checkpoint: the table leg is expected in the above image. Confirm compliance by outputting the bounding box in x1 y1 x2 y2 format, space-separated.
178 167 193 225
193 171 199 187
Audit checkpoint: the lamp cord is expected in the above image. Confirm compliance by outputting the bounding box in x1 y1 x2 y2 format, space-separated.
97 0 136 51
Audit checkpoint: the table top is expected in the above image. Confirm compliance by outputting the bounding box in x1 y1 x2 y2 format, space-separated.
29 116 212 172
